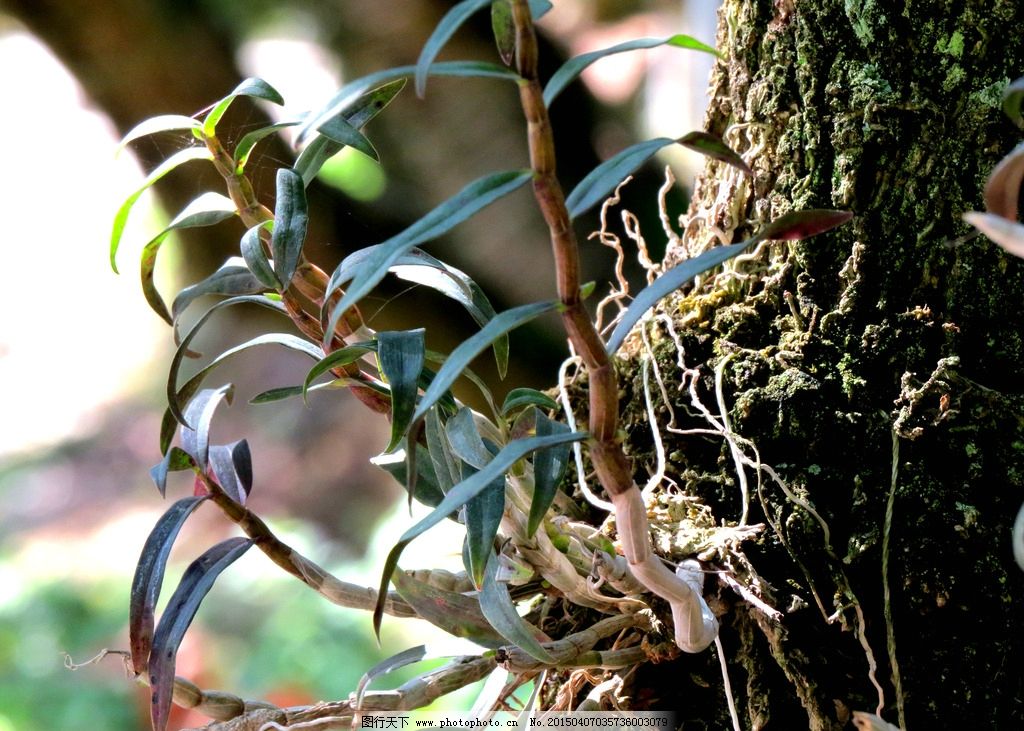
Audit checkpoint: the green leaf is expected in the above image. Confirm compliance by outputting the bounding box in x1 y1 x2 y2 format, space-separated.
425 406 459 493
412 300 557 423
373 429 586 638
234 121 300 171
544 35 718 107
149 447 195 498
202 77 284 137
355 645 429 710
239 221 280 289
302 341 376 400
139 193 238 323
128 495 208 676
416 0 492 98
117 115 201 155
316 114 379 161
371 445 448 512
528 410 571 537
606 209 853 353
179 385 234 470
323 170 532 342
249 385 305 404
491 0 515 66
501 387 557 415
207 439 253 504
528 0 553 19
294 79 406 186
1003 76 1024 128
390 568 505 647
479 552 554 662
678 131 753 176
110 146 213 273
171 258 269 322
565 138 673 219
166 296 291 426
299 62 521 144
464 472 506 588
271 168 308 287
379 330 426 453
149 538 252 731
445 407 493 469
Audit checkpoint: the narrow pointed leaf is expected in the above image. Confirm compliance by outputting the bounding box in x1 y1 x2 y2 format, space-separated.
416 0 492 97
983 142 1024 221
316 114 379 160
117 115 201 155
234 121 301 170
371 446 447 511
491 0 515 66
203 77 284 137
425 406 459 493
413 300 557 423
678 131 753 175
141 193 238 323
373 430 586 637
172 332 323 430
1003 76 1024 128
271 168 308 287
501 387 558 415
462 463 505 587
149 537 252 731
566 138 674 219
544 35 718 107
964 211 1024 259
323 170 532 341
166 295 289 426
111 146 213 272
250 385 307 404
607 209 852 353
207 439 253 504
294 79 406 185
128 495 207 676
149 447 195 498
445 407 493 469
379 330 426 452
528 410 571 537
302 341 376 399
299 62 521 144
171 258 269 322
479 552 554 662
240 221 280 289
391 568 505 647
355 645 429 710
179 385 234 470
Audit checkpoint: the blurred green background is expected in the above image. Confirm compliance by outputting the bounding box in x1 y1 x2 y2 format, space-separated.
0 1 717 728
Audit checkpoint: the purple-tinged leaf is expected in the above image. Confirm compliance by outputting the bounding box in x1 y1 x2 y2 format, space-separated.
149 447 196 498
373 430 586 639
128 496 207 676
415 0 491 98
544 35 718 107
379 330 426 453
678 131 753 176
1003 76 1024 129
140 193 237 323
180 385 234 470
149 537 252 731
983 142 1024 221
963 211 1024 259
171 258 269 323
479 552 554 662
491 0 515 66
271 168 308 287
391 568 505 647
606 209 851 353
207 439 253 504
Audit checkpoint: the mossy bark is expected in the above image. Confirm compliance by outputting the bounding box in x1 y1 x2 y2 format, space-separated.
611 1 1024 728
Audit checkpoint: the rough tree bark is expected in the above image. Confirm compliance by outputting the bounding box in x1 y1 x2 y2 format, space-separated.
606 0 1023 728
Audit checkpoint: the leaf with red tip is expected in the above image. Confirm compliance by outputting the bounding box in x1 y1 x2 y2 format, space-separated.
751 209 854 243
149 537 252 731
678 131 753 176
963 211 1024 259
128 496 207 676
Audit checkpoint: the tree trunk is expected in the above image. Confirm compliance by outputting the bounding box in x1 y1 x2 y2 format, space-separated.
611 0 1023 728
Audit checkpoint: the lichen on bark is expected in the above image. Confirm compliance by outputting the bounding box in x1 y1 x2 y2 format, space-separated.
605 0 1024 728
